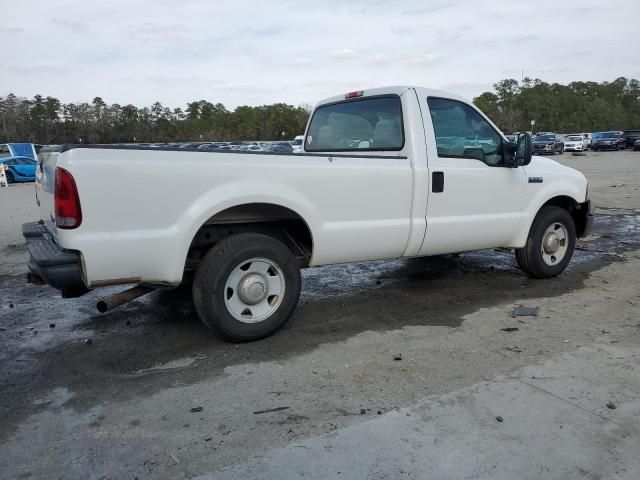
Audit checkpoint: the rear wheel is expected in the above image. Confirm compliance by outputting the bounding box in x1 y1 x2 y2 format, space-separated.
516 206 576 279
192 233 301 342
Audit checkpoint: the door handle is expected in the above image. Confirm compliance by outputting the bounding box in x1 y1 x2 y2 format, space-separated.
432 172 444 193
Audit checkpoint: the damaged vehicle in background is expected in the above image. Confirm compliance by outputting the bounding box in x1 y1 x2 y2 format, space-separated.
532 133 564 155
621 129 640 149
24 86 592 342
591 131 624 151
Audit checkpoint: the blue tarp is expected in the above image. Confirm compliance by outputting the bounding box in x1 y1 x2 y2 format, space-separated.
8 143 36 160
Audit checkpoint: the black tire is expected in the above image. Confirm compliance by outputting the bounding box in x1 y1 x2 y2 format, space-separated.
515 206 576 279
5 171 14 184
192 233 301 342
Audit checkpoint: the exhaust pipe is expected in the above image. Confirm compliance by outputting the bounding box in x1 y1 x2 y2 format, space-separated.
97 285 155 313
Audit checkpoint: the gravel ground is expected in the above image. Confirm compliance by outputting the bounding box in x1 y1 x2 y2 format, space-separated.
0 150 639 479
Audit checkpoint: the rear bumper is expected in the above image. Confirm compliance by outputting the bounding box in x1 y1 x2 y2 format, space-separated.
23 221 88 296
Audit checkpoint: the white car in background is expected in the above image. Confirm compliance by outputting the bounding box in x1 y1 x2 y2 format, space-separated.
291 135 304 153
564 134 588 152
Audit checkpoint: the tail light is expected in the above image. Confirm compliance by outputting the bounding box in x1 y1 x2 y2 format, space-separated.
55 167 82 229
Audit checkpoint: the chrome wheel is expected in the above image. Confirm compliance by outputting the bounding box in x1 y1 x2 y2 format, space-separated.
541 222 568 266
224 257 285 323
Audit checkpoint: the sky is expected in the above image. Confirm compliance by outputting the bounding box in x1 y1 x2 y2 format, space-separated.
2 0 639 109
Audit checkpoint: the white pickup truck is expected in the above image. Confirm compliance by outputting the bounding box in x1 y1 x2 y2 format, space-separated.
24 86 592 341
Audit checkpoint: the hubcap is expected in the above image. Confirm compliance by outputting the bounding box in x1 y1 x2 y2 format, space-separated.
540 223 569 266
543 232 561 254
224 258 285 323
238 274 267 305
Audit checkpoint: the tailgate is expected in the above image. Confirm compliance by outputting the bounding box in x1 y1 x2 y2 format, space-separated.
35 146 61 237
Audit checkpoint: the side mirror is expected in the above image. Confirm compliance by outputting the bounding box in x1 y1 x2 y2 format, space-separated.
516 132 533 166
503 141 518 167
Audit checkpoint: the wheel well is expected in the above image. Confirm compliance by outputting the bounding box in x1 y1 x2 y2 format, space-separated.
186 203 313 271
540 195 589 237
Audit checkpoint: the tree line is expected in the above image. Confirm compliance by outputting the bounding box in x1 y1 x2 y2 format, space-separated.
0 94 311 144
473 77 640 134
2 77 639 144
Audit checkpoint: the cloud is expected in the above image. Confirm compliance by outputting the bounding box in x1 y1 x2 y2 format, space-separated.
0 26 25 34
329 48 356 59
400 2 456 15
368 52 440 67
126 22 190 47
2 0 637 109
52 18 90 34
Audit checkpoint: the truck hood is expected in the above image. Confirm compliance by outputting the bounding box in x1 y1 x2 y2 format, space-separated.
525 155 587 194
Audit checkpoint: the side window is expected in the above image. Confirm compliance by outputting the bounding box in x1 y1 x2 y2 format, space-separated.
427 97 503 166
305 96 404 152
0 145 10 159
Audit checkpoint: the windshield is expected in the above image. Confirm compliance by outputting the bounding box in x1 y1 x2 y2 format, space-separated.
567 136 583 141
536 135 555 141
600 132 618 139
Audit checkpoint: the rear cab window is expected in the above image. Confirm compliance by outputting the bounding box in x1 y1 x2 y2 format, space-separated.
305 95 404 152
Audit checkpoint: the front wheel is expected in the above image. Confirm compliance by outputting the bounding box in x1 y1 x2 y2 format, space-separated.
193 233 301 342
515 206 576 278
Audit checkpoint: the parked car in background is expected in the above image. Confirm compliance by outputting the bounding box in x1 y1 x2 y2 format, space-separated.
532 133 564 155
264 142 294 153
564 134 589 152
591 131 624 151
197 143 221 151
0 143 38 160
0 156 37 183
621 130 640 149
581 133 592 148
633 139 640 151
291 135 304 153
505 134 517 143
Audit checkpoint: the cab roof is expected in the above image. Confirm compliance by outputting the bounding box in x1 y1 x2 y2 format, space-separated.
315 86 471 108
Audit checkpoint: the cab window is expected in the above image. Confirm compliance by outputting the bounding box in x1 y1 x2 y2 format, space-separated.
427 97 503 166
305 96 404 152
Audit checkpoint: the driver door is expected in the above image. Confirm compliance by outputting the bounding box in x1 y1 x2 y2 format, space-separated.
418 97 526 255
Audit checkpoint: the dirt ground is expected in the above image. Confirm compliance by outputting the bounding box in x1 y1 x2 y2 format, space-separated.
1 150 639 479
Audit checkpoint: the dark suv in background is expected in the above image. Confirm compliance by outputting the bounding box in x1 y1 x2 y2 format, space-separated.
532 133 564 155
592 131 625 151
622 130 640 149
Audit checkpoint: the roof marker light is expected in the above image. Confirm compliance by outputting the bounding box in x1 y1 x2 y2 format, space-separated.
345 90 364 99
